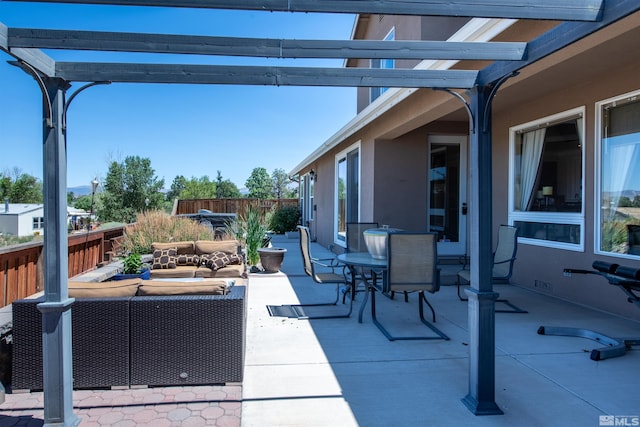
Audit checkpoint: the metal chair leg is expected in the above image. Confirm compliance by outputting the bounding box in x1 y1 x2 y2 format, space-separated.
370 287 449 341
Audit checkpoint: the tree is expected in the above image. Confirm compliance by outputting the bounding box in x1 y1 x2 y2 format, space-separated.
97 156 164 223
0 174 13 201
271 168 292 199
73 194 94 212
7 173 43 204
245 167 273 199
166 175 187 202
618 196 633 207
180 176 217 199
216 171 242 198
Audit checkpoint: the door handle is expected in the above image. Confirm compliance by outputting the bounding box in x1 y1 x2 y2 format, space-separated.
461 203 467 215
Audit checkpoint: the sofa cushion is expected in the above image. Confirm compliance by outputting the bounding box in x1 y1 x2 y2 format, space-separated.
202 251 231 270
195 240 239 256
69 279 141 298
137 279 228 296
152 241 194 255
176 253 200 266
149 266 196 279
151 248 177 269
195 264 245 279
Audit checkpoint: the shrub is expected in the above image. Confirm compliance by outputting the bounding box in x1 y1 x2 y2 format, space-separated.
122 252 144 274
269 205 301 234
121 210 214 254
0 233 42 248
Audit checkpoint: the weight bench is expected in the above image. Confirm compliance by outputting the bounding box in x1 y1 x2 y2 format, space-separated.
537 261 640 361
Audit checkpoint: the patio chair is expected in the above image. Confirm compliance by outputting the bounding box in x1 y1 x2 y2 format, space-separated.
278 225 352 319
456 225 526 313
344 222 379 301
369 232 450 341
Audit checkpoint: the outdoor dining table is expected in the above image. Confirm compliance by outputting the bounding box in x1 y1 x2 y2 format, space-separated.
336 252 388 323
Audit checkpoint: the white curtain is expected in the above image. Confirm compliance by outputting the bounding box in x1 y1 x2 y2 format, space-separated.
606 135 637 218
576 117 583 148
519 128 546 211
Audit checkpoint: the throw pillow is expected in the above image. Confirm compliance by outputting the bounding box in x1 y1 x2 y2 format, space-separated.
203 251 231 270
227 253 244 265
151 247 177 269
176 253 200 266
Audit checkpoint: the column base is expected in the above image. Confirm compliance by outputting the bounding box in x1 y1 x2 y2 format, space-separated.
462 394 503 416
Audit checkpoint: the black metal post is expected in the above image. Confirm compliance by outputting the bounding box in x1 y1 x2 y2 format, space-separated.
461 84 502 416
38 76 80 426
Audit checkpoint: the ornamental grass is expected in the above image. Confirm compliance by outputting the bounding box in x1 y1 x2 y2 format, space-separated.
121 210 215 255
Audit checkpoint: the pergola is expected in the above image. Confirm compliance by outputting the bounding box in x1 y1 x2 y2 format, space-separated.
1 1 637 425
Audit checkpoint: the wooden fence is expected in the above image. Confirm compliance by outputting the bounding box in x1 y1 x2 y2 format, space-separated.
1 200 300 308
175 198 299 217
0 225 125 308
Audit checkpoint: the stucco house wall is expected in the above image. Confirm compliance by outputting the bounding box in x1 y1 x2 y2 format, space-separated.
292 12 640 321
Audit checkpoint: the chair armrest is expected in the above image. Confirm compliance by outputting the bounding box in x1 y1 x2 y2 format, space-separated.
311 257 338 267
311 257 343 274
493 256 516 266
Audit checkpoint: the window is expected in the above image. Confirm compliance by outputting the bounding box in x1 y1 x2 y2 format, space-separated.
301 173 314 226
596 91 640 258
509 108 584 249
335 143 360 245
33 217 44 230
370 27 395 103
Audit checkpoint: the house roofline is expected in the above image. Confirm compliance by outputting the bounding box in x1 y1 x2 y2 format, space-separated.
291 17 516 177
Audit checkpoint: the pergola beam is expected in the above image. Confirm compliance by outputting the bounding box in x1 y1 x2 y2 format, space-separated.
3 0 604 21
55 62 479 88
9 28 527 61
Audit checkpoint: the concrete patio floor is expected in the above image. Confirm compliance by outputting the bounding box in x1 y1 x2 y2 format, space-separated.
242 235 640 427
1 234 639 426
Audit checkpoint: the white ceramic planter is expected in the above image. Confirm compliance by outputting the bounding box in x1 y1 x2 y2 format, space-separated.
363 228 401 259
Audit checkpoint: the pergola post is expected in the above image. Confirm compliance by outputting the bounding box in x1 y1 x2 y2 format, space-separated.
461 84 502 415
37 76 80 427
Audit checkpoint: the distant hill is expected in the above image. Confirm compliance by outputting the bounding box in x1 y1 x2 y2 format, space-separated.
67 185 93 197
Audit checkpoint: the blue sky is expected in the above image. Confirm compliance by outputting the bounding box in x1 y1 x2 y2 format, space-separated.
0 4 357 189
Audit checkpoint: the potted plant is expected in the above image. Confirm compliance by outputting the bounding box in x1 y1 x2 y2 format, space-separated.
113 252 151 280
233 205 269 272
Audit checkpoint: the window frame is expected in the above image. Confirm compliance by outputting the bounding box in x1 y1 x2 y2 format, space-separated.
32 216 44 230
369 27 395 104
508 107 585 251
595 89 640 259
334 141 361 247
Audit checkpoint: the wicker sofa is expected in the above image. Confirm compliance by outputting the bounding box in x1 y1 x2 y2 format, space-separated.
11 278 246 391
